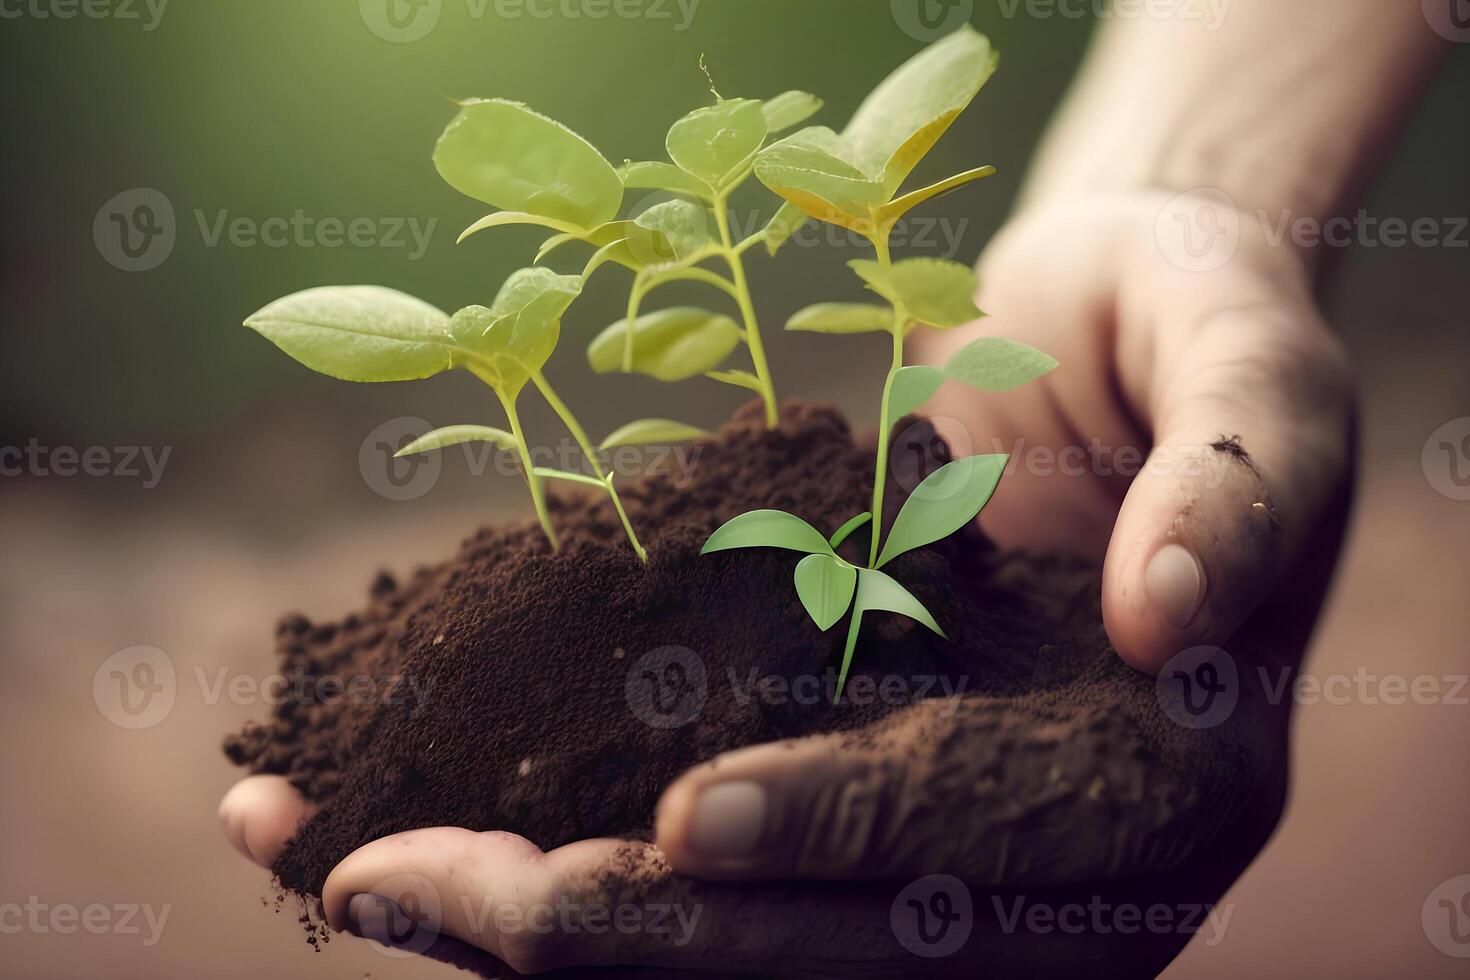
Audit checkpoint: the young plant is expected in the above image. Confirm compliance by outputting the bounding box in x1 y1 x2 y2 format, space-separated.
702 26 1059 697
433 80 824 429
244 267 702 562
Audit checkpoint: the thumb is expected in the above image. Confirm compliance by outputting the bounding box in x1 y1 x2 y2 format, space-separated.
1102 301 1355 674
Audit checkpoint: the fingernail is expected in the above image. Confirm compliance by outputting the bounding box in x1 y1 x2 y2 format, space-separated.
1145 543 1206 630
687 780 766 859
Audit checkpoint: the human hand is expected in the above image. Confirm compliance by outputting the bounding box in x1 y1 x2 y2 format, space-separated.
220 193 1354 977
915 190 1356 675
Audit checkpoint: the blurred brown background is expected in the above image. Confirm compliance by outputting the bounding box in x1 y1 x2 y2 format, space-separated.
1 1 1467 977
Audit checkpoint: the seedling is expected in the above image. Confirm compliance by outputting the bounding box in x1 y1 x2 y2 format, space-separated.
702 27 1059 697
434 67 826 429
243 267 703 561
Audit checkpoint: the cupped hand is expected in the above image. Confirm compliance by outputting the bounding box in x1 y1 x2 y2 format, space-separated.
221 192 1355 976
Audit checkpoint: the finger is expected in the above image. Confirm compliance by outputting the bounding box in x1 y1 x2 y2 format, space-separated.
319 824 1153 977
655 701 989 883
1103 296 1355 674
218 775 314 869
322 828 873 975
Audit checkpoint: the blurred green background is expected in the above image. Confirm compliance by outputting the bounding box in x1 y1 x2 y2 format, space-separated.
2 0 1096 521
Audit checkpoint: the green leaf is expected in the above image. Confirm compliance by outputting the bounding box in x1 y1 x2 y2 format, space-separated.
881 165 996 223
888 365 947 424
849 257 981 328
944 337 1058 392
534 219 634 263
842 25 998 195
855 568 945 636
395 425 516 457
761 91 823 133
705 368 764 391
581 238 640 280
754 127 887 232
626 200 712 271
828 512 872 550
617 160 714 201
876 454 1008 567
434 99 622 230
244 286 453 383
535 232 579 264
451 269 582 392
587 307 741 381
701 509 834 556
794 554 857 632
456 210 586 245
762 200 809 256
785 302 894 335
600 418 709 450
666 99 767 189
533 467 605 489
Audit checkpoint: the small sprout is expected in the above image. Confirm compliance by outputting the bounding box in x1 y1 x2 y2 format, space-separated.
244 268 701 563
703 27 1058 697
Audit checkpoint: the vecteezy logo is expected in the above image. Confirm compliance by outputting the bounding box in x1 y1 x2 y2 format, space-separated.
891 874 972 958
359 416 442 501
1424 0 1470 42
1422 418 1470 501
1155 188 1240 273
93 188 176 272
358 874 443 958
93 646 176 729
626 646 707 729
889 416 963 494
1156 645 1239 730
1422 875 1470 958
360 0 442 43
890 0 974 42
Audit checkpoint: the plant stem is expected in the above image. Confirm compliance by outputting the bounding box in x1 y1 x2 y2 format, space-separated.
499 390 559 552
867 234 908 569
532 371 648 563
835 607 865 702
714 192 779 428
603 474 648 564
621 276 648 373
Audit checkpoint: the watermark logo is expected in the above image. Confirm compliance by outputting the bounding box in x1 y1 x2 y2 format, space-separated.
95 188 438 272
0 440 171 488
360 416 442 501
1423 418 1470 501
991 895 1232 945
626 646 707 729
360 0 442 42
891 874 972 958
891 0 974 41
356 874 444 957
993 0 1230 30
1156 188 1240 272
1422 875 1470 958
0 898 171 945
94 187 175 272
0 0 169 30
1424 0 1470 43
93 646 176 729
1156 645 1238 729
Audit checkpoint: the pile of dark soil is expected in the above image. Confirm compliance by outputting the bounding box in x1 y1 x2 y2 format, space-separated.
226 401 1279 966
